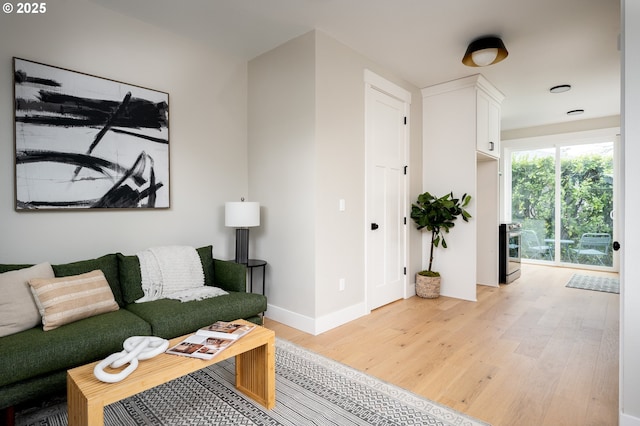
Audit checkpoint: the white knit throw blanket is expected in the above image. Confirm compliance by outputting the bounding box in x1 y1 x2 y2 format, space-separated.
135 246 227 303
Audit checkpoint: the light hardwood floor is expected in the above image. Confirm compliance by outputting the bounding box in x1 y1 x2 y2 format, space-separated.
263 264 619 426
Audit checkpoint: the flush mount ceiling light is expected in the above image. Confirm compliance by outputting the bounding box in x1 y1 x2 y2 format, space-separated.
550 84 572 93
462 36 509 67
567 109 585 116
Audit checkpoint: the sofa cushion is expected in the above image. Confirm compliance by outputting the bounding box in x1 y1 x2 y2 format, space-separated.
196 245 216 286
52 254 124 307
0 255 124 307
29 270 120 331
125 292 267 339
0 263 33 273
117 253 144 304
0 309 151 388
118 245 216 304
0 262 54 337
212 258 246 293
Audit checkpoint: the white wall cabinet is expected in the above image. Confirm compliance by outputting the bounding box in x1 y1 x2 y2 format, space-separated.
421 74 504 300
476 89 501 158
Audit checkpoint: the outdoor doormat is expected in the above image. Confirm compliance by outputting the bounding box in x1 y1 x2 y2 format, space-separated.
566 274 619 294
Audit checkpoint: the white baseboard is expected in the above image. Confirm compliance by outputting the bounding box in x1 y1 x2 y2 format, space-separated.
314 302 368 335
439 290 477 302
621 411 640 426
264 304 316 335
477 281 499 287
264 302 368 336
406 281 416 298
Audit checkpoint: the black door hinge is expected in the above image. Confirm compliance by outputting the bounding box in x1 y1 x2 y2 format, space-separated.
404 217 407 225
404 116 407 125
404 267 407 275
404 165 408 175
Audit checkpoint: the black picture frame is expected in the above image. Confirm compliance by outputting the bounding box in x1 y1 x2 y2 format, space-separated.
13 58 170 210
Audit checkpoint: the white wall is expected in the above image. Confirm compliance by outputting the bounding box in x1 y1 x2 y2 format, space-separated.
0 0 248 263
248 31 317 322
314 33 368 319
249 30 422 334
621 1 640 424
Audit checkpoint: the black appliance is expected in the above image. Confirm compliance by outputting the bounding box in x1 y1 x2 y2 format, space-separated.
500 223 522 284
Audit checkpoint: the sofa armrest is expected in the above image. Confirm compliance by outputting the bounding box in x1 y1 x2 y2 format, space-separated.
213 259 246 293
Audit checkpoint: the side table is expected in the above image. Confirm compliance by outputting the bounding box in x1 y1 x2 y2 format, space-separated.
244 259 267 295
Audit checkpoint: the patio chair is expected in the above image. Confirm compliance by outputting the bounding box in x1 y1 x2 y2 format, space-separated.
572 233 612 265
521 229 552 260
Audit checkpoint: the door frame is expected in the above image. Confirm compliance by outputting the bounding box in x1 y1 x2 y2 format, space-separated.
364 70 412 311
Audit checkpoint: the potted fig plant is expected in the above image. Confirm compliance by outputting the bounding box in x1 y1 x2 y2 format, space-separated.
410 191 472 298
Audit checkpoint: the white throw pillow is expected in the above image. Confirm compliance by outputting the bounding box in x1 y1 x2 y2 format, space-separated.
0 262 54 338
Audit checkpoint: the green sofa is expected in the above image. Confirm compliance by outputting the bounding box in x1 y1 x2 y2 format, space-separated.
0 246 267 412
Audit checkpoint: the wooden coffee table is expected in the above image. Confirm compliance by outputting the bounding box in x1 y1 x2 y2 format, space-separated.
67 320 275 426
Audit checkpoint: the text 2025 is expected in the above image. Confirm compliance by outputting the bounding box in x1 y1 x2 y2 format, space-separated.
17 2 46 13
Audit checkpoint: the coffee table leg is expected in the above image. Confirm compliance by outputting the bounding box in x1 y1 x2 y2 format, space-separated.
67 375 104 426
235 335 275 409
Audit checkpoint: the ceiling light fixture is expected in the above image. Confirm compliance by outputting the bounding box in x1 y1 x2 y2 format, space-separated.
550 84 572 93
462 36 509 67
567 109 585 116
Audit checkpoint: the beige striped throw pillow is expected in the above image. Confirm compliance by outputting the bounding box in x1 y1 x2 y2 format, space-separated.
29 270 119 331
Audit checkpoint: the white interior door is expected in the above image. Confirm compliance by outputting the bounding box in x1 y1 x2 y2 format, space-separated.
365 79 408 310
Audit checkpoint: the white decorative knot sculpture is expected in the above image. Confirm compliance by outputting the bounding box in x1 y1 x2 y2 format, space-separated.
93 336 169 383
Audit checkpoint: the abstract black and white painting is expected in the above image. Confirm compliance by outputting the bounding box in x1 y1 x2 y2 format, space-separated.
13 58 169 210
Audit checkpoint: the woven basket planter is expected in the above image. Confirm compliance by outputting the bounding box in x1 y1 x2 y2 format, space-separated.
415 274 441 298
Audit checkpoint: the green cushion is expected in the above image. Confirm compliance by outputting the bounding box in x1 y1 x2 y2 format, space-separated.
52 254 124 307
197 245 216 286
117 253 144 304
125 292 267 339
213 259 247 293
0 309 151 388
0 264 32 273
117 246 216 304
0 255 124 307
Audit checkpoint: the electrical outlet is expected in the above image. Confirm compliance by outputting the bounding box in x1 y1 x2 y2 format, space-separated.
339 278 345 291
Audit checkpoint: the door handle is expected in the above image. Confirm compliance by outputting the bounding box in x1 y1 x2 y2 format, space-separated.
613 241 621 251
371 223 379 230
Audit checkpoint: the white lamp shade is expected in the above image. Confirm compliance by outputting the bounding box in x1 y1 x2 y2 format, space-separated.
225 202 260 227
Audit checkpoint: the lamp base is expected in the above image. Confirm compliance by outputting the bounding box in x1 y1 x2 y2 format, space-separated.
235 228 249 264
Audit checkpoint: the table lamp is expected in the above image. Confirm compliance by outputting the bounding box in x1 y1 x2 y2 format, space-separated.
225 199 260 264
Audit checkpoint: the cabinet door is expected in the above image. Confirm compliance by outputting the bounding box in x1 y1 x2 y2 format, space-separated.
476 90 500 158
487 95 501 157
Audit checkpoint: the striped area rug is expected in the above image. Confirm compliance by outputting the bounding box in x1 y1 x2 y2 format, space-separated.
16 339 489 426
566 274 620 294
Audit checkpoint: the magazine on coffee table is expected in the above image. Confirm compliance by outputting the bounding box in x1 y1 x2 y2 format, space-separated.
166 321 256 359
197 321 256 340
166 335 235 359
